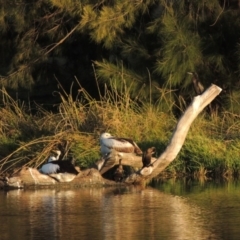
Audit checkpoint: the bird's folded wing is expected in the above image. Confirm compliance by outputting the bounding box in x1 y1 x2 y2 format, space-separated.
103 138 135 153
113 137 142 154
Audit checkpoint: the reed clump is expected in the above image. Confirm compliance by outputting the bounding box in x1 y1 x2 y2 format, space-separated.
0 82 240 179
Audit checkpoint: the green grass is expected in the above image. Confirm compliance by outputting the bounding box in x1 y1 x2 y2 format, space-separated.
0 81 240 178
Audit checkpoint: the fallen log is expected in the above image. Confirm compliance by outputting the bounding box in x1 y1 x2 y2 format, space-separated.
1 167 116 189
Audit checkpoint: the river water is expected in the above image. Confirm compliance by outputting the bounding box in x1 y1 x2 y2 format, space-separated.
0 178 240 240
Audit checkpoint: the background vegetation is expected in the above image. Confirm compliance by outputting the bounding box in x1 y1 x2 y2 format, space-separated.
0 0 240 177
1 81 240 178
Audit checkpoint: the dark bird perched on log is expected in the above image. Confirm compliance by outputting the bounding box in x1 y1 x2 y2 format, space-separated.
142 147 156 168
113 159 124 182
187 72 204 95
100 132 143 156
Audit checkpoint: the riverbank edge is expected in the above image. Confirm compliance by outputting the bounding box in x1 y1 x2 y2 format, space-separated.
0 167 122 190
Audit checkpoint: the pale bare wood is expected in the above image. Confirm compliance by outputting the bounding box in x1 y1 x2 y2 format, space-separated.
3 167 115 189
126 84 222 183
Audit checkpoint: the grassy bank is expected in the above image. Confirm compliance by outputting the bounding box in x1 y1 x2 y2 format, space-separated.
0 82 240 178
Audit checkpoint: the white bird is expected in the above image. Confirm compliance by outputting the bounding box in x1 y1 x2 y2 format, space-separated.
39 151 78 175
39 150 61 174
100 132 143 156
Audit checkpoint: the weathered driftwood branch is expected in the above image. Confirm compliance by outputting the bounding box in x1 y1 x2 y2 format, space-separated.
97 84 222 184
127 84 222 183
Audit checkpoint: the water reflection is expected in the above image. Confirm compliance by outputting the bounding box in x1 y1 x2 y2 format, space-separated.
153 178 240 240
1 180 239 240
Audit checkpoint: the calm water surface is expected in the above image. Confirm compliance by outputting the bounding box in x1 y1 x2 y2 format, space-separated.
0 179 240 240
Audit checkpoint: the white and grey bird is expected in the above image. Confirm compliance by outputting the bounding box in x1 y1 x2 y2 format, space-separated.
39 150 61 174
39 150 78 175
100 132 143 157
